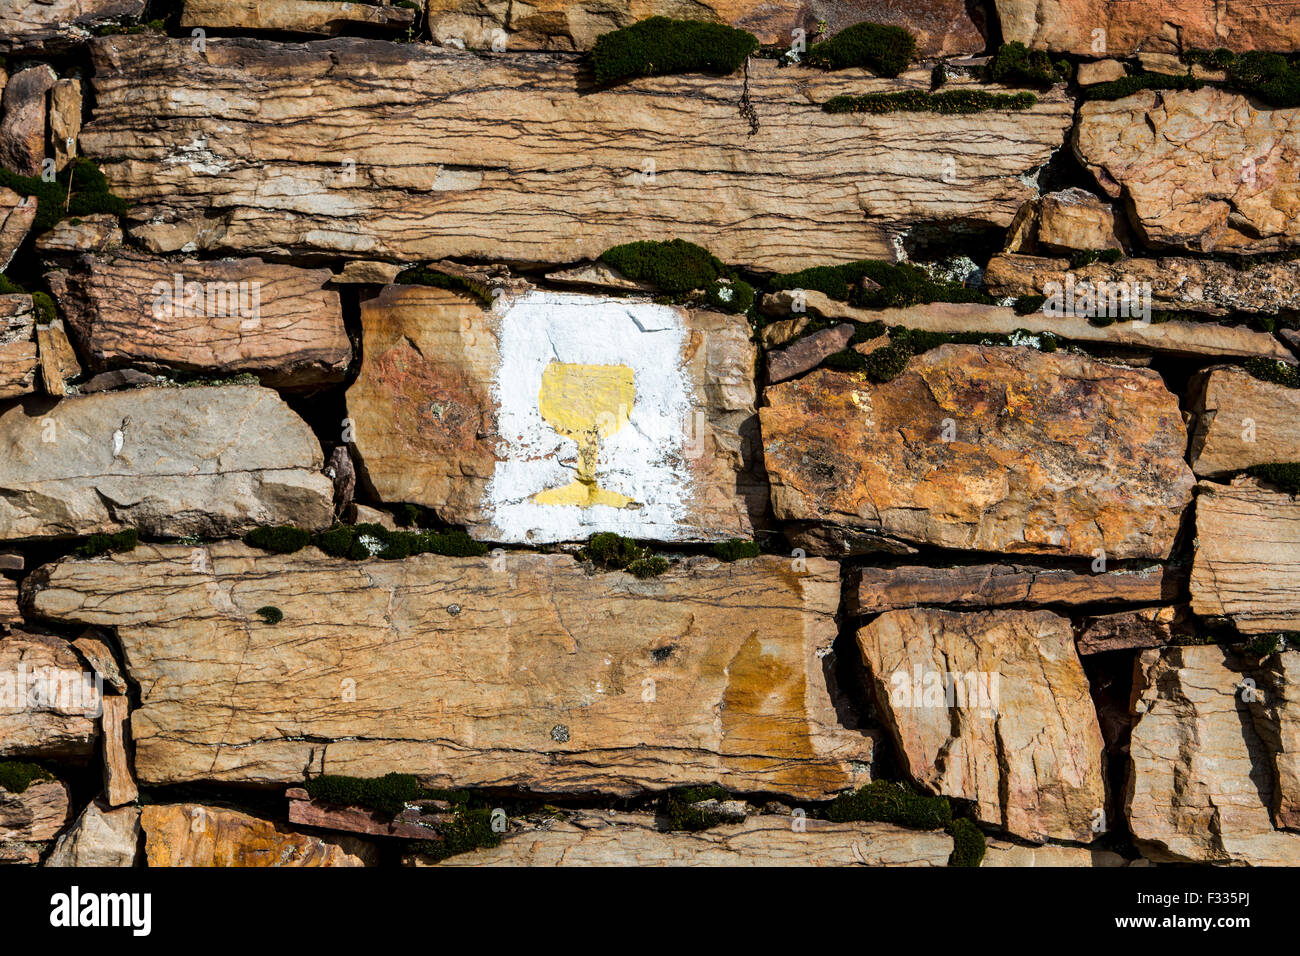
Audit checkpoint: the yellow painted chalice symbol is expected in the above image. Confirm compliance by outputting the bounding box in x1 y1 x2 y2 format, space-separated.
532 361 638 509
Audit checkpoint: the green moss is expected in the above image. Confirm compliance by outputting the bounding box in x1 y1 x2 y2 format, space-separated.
1242 357 1300 390
580 532 668 577
769 260 989 310
705 278 754 314
76 528 138 557
1226 51 1300 108
676 784 730 803
826 780 953 829
823 89 1037 114
1070 248 1124 268
243 525 312 554
254 606 283 625
664 786 729 831
948 818 986 867
1013 294 1046 315
0 761 54 794
0 275 25 296
313 523 489 560
304 773 422 817
804 22 916 77
599 239 724 296
1183 48 1237 70
1242 633 1284 657
394 267 493 307
409 806 504 861
710 538 761 561
985 42 1069 87
0 158 128 234
590 17 758 85
820 324 1059 380
1245 462 1300 494
1084 72 1203 100
627 555 669 578
930 61 947 90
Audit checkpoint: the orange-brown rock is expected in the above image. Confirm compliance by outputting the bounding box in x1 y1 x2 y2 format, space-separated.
0 188 36 271
760 345 1194 558
48 252 350 388
0 0 146 54
0 776 71 864
0 64 56 176
26 544 873 799
100 694 137 807
856 607 1108 843
1075 606 1183 655
1188 367 1300 477
1034 188 1124 254
35 320 81 397
0 630 98 759
141 804 376 866
2 295 43 399
181 0 416 35
0 575 18 630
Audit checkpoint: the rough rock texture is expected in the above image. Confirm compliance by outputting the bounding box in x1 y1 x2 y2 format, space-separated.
856 607 1107 843
412 811 954 866
847 562 1173 614
35 214 123 256
995 0 1300 54
45 802 140 867
27 545 874 798
0 576 17 629
347 284 766 543
0 64 56 176
0 778 70 860
424 0 985 54
1035 188 1124 253
1075 606 1181 655
286 788 453 839
1075 89 1300 255
80 37 1073 271
761 346 1194 558
981 838 1132 866
49 77 81 171
0 630 97 759
1190 480 1300 634
0 188 36 272
140 804 376 867
766 323 855 384
181 0 416 34
100 694 137 807
0 0 146 53
0 295 36 400
72 632 125 693
47 253 351 388
1127 645 1300 864
0 385 334 541
35 320 80 397
1188 367 1300 477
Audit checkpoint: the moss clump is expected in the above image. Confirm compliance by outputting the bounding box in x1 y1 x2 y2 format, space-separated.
1183 48 1237 70
409 805 504 861
394 268 493 307
0 158 128 233
705 278 754 314
627 555 670 578
1085 72 1203 100
254 606 283 625
76 528 138 557
0 275 24 295
804 22 916 77
1245 462 1300 494
599 239 724 296
1070 248 1124 268
930 61 947 90
710 538 761 561
580 532 669 577
243 525 312 554
823 89 1036 114
985 42 1069 87
826 780 953 829
1226 51 1300 108
590 17 758 85
1242 357 1300 390
948 818 986 867
1242 633 1284 657
663 785 730 831
769 260 989 310
304 773 423 817
821 325 1058 381
314 523 489 560
31 291 56 324
0 761 54 794
393 503 438 528
1013 294 1046 315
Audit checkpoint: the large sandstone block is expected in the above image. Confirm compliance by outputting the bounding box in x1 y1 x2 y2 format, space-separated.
856 608 1107 843
1190 480 1300 634
0 630 97 759
0 64 56 176
761 345 1194 558
141 804 376 866
26 545 873 798
47 253 351 388
413 811 953 866
348 285 763 543
1127 645 1300 864
1188 367 1300 477
0 385 334 541
1076 89 1300 255
181 0 416 35
0 0 145 54
80 36 1072 271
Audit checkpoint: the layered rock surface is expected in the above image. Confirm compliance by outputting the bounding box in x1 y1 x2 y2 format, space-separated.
0 630 97 759
0 0 145 53
1188 367 1300 476
141 804 375 866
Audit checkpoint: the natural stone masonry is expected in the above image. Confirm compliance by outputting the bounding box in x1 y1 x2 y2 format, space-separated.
181 0 416 35
0 0 145 53
761 345 1195 558
348 284 765 544
1250 653 1300 831
45 803 140 867
856 608 1107 844
0 778 70 864
0 294 36 401
79 36 1073 271
0 385 334 541
1188 367 1300 477
1191 480 1300 634
141 804 375 867
1075 89 1300 255
47 253 351 389
26 545 872 798
0 630 97 759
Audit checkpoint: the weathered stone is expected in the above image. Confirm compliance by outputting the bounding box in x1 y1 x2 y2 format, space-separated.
329 260 403 285
47 252 350 388
981 838 1132 866
846 562 1174 615
27 545 874 798
35 320 81 397
1190 479 1300 634
286 789 452 839
45 802 140 867
348 284 765 544
1188 367 1300 477
49 77 81 171
0 294 36 400
181 0 416 34
101 694 136 807
1127 644 1300 864
0 554 20 572
426 0 986 55
410 810 953 866
995 0 1300 54
856 607 1107 843
1136 52 1187 75
985 252 1300 319
0 188 36 272
71 632 125 693
760 316 810 349
766 324 854 384
1076 606 1183 655
0 65 56 176
1076 89 1300 254
81 37 1072 271
0 575 18 629
0 385 334 541
1075 59 1126 85
35 214 123 256
0 778 70 847
1249 652 1300 830
0 630 97 759
77 368 155 393
141 803 376 866
761 345 1194 558
545 260 657 294
1035 188 1123 254
0 0 146 54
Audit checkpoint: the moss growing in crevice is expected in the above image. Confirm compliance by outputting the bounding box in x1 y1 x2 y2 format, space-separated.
76 528 138 558
710 538 761 561
804 22 916 77
769 259 989 310
0 158 129 234
0 760 54 794
243 525 312 554
408 805 504 861
948 817 986 866
1013 294 1047 315
1181 49 1300 107
823 89 1036 114
984 42 1070 87
590 17 758 86
304 772 423 817
314 523 489 560
1084 72 1202 100
820 325 1060 381
663 786 730 831
826 780 953 829
394 267 493 307
1242 632 1286 657
1245 462 1300 494
579 532 669 578
1242 357 1300 390
1183 48 1237 70
599 239 724 296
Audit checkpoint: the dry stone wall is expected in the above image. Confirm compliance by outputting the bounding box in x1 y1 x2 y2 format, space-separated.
0 0 1299 869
